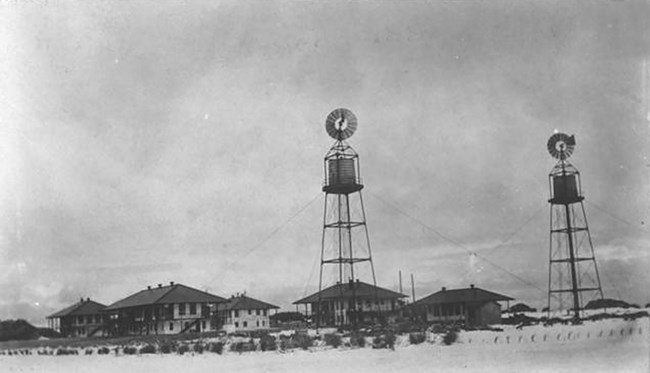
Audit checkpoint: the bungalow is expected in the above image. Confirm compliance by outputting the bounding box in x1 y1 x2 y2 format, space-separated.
102 282 227 336
46 298 107 338
219 294 279 333
410 284 513 327
294 279 407 327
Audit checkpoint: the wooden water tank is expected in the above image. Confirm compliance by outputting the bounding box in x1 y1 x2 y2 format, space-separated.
323 158 363 194
328 159 356 185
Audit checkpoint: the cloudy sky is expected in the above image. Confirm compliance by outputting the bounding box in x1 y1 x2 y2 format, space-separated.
1 0 648 325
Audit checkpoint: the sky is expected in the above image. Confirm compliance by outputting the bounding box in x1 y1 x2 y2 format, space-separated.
0 0 649 326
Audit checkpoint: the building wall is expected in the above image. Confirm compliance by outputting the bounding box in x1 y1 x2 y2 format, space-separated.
223 308 271 333
475 302 502 325
425 303 466 323
61 314 107 337
423 301 503 326
107 302 220 336
312 298 398 326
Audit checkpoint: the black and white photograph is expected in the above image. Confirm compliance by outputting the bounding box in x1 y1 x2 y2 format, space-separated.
1 0 648 372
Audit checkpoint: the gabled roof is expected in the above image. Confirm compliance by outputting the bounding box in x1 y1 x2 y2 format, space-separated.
294 281 407 304
103 283 227 311
413 286 513 306
47 299 106 319
222 295 279 311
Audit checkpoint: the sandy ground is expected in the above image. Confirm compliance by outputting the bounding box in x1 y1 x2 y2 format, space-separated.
1 318 648 373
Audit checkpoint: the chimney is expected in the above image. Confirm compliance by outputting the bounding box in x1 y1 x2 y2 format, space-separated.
80 297 84 303
170 281 174 286
158 284 162 288
87 297 90 302
348 279 354 289
147 286 151 290
470 284 475 289
441 287 446 292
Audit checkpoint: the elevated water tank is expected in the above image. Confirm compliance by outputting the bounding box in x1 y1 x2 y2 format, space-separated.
328 158 356 185
323 158 363 194
550 174 582 204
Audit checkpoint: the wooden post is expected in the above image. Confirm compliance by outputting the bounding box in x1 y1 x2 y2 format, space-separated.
410 273 416 303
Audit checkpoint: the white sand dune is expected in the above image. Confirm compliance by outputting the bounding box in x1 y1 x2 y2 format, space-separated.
1 318 647 373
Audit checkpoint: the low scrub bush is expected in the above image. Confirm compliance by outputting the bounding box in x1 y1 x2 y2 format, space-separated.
293 333 314 350
177 344 189 355
85 349 93 355
443 330 458 345
55 348 77 355
231 340 256 353
350 333 366 348
193 343 204 354
409 332 426 345
160 342 175 354
279 333 313 350
324 333 342 348
260 334 277 351
139 344 156 354
97 347 110 355
372 331 396 350
208 342 224 355
123 346 137 355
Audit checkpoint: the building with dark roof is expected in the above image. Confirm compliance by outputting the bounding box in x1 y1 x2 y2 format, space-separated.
102 282 227 336
219 294 279 333
46 298 107 338
294 280 407 327
410 284 514 327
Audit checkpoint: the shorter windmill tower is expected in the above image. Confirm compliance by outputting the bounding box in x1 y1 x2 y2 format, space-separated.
546 133 604 323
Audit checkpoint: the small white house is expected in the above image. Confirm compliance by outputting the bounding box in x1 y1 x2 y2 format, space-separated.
220 294 278 333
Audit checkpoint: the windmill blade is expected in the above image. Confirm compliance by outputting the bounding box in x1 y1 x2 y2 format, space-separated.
547 132 575 160
325 108 358 140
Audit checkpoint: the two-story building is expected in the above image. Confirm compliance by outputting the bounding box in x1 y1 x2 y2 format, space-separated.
46 298 107 338
102 282 227 336
220 294 279 333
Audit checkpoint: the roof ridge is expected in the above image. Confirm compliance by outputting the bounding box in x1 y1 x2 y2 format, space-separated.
151 284 178 304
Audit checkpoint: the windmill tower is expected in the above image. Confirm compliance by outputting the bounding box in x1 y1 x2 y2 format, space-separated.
317 108 377 328
546 133 604 323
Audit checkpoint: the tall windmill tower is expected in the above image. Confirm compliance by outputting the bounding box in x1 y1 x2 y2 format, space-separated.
546 133 604 323
317 108 377 328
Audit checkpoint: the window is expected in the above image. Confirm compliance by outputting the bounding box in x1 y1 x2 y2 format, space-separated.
234 310 239 318
256 320 259 327
235 322 239 328
189 303 196 315
87 315 93 324
262 320 265 326
263 309 267 316
248 309 252 315
256 309 260 316
184 322 189 329
179 303 186 316
202 321 206 330
95 315 101 323
243 321 248 327
169 322 174 331
78 316 84 324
